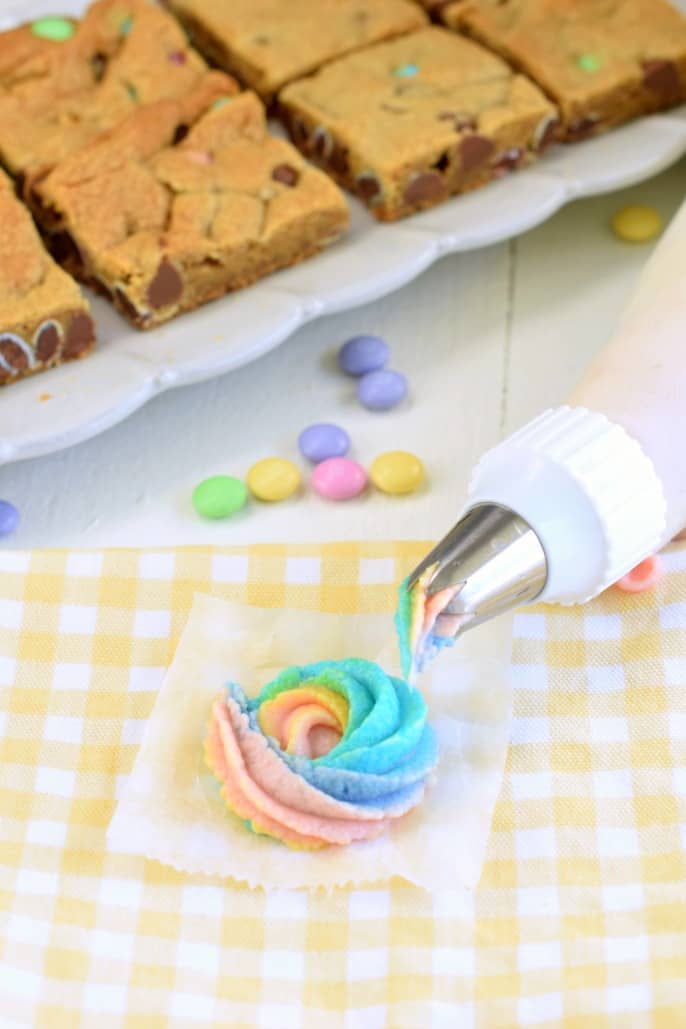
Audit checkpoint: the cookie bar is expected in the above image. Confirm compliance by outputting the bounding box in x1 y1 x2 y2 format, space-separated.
0 171 95 386
0 0 216 194
33 75 349 330
441 0 686 140
165 0 427 102
280 27 557 222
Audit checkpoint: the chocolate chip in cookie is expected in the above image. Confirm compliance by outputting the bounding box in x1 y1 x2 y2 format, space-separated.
642 59 681 101
0 336 30 373
404 171 446 206
356 173 382 202
63 313 95 360
35 322 61 363
147 259 184 310
459 134 495 173
272 163 300 186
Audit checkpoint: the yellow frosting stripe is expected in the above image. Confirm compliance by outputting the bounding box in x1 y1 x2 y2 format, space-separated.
258 685 350 742
282 704 342 756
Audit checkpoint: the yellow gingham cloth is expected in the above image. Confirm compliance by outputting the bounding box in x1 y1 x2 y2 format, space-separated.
0 542 685 1029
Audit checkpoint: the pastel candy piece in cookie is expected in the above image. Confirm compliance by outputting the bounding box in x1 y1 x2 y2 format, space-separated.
31 16 75 41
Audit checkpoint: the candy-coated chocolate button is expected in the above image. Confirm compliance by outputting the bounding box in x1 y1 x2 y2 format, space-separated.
370 451 424 495
394 63 419 77
576 53 601 72
248 458 301 502
193 476 247 520
312 458 367 500
31 16 75 41
0 500 19 538
615 555 662 593
298 423 350 463
611 205 663 243
338 335 389 377
357 369 408 411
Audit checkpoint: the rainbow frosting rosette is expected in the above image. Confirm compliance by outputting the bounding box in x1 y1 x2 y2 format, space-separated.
395 566 461 681
205 658 438 849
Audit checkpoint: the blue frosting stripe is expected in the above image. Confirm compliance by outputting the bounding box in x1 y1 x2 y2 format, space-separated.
314 658 401 758
224 657 438 809
322 675 425 773
285 726 438 802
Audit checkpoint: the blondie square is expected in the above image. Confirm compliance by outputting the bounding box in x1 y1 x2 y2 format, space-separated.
0 0 216 194
165 0 427 102
280 27 557 221
0 171 95 386
442 0 686 139
33 74 349 330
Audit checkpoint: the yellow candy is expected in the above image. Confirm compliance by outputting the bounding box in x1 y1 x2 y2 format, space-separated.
370 451 425 495
611 205 663 243
247 458 301 502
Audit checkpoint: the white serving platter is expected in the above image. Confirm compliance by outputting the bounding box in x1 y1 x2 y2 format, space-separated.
1 0 685 466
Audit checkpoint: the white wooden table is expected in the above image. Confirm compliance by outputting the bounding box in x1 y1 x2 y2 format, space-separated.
2 159 684 550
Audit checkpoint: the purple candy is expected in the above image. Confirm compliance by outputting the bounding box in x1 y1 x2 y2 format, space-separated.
0 500 19 538
338 335 390 377
298 423 351 464
357 369 408 411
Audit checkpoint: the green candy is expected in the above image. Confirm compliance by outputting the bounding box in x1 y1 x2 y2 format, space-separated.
192 476 248 520
31 17 75 42
120 15 134 36
576 53 601 72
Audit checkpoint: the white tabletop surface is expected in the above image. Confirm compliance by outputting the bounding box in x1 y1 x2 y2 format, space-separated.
2 159 684 550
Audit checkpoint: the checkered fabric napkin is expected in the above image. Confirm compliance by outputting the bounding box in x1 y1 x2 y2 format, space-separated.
0 542 685 1029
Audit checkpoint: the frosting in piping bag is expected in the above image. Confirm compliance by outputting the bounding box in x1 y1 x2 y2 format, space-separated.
395 565 461 681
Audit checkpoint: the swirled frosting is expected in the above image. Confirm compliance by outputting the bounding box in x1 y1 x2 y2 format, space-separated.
395 566 461 681
205 658 438 849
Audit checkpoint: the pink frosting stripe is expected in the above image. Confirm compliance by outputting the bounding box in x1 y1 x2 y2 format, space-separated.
209 699 391 845
205 714 324 849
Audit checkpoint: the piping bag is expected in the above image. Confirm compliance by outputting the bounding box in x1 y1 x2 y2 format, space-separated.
404 194 686 664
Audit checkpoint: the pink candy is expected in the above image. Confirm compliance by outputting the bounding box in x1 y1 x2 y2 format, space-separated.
186 150 214 165
615 555 662 594
312 457 367 500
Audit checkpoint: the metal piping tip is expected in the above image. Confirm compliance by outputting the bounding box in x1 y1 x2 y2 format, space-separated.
407 503 548 636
